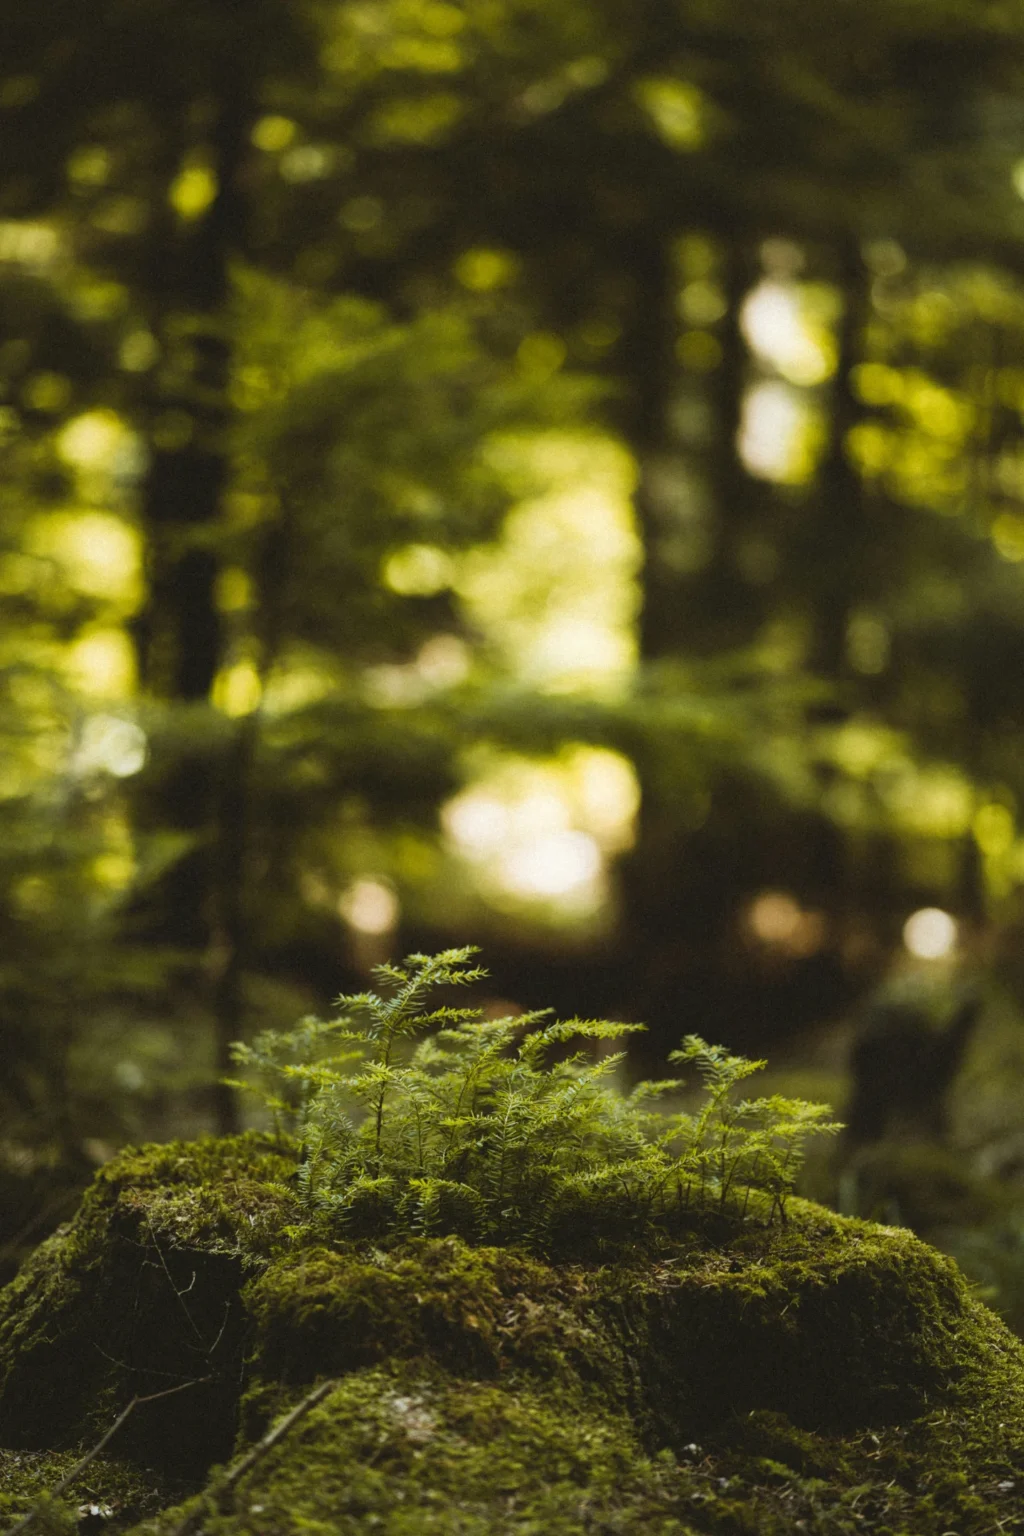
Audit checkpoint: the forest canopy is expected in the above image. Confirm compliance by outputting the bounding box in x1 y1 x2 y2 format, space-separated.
3 0 1024 1212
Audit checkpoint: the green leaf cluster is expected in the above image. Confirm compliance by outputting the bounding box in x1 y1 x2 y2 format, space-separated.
229 947 840 1251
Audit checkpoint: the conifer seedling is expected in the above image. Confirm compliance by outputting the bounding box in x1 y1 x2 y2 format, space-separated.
228 947 840 1251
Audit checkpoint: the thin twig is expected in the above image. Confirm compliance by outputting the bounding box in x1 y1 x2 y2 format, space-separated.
91 1342 207 1382
168 1378 338 1536
3 1377 212 1536
205 1300 233 1362
145 1216 206 1344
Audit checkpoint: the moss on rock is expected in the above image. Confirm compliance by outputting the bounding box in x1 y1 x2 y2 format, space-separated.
0 1134 297 1477
2 1134 1024 1535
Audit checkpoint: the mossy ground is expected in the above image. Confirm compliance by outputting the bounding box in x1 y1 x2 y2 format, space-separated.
1 1135 1023 1535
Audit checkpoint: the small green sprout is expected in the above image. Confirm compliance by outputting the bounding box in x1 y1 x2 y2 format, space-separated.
228 947 840 1250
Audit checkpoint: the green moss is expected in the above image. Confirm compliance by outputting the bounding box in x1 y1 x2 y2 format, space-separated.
609 1202 981 1437
242 1239 602 1400
0 1134 299 1474
151 1367 695 1536
3 1134 1024 1535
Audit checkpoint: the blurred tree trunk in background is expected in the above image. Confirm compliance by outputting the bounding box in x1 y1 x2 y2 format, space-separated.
5 0 1024 1170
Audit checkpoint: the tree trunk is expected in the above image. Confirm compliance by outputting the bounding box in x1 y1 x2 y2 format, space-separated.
808 234 869 679
133 87 252 1133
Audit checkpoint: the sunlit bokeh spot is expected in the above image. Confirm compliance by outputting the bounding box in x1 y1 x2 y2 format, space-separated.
454 248 519 292
568 747 641 850
442 746 638 918
516 333 566 377
251 115 298 152
369 92 463 145
845 420 893 478
444 792 510 855
65 630 136 698
678 280 728 326
212 661 263 717
262 661 336 716
169 163 218 221
576 317 621 355
383 543 455 595
740 280 838 386
415 634 469 687
23 372 71 412
0 221 60 268
119 331 160 372
747 891 827 957
901 374 972 440
58 410 129 471
363 634 469 707
92 196 148 236
749 891 802 943
458 433 640 695
73 714 147 778
529 616 628 680
25 511 143 609
215 566 254 613
738 381 824 484
761 238 805 278
852 361 903 407
91 853 136 890
114 1060 145 1092
67 145 111 187
362 663 427 709
883 767 974 838
500 830 602 899
56 410 147 496
635 78 706 151
70 278 129 323
1012 159 1024 200
903 907 958 960
280 145 337 183
973 802 1015 856
992 512 1024 562
338 878 399 935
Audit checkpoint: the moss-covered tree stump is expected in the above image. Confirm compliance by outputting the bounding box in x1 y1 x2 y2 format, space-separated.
1 1133 1022 1535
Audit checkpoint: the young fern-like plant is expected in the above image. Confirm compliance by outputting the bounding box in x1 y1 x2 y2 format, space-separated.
228 947 840 1251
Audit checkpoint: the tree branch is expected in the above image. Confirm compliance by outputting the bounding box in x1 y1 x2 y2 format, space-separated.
168 1378 338 1536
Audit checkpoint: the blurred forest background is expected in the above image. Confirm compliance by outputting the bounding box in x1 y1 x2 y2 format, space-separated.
7 0 1024 1329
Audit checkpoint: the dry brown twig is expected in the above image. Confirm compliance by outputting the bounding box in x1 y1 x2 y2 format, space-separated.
167 1378 338 1536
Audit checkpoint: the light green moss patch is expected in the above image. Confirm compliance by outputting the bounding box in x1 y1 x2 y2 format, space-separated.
150 1369 688 1536
139 1350 1024 1536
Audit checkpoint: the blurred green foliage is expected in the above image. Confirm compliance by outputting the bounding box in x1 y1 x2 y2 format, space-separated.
4 0 1024 1312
